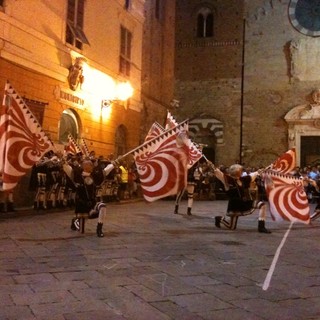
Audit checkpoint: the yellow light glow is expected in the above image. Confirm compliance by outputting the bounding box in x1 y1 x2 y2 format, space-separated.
116 82 134 101
82 64 116 99
80 63 133 119
101 103 112 119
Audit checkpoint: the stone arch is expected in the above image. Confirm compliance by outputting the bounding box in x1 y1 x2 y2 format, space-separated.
189 117 223 144
190 2 217 38
58 108 81 144
189 117 224 163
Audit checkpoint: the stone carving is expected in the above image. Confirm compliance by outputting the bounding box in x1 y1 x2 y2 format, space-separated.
285 89 320 120
285 89 320 152
290 38 320 81
246 0 284 24
68 57 86 91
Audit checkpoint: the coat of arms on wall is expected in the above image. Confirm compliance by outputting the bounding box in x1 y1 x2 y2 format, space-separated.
68 57 86 91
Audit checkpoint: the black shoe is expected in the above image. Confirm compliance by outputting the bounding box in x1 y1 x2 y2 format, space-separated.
187 207 192 216
96 222 104 237
174 205 179 214
215 216 221 228
258 220 271 233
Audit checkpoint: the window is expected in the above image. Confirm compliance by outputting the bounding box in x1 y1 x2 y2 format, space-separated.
0 0 4 7
197 7 214 38
66 0 89 50
119 26 132 77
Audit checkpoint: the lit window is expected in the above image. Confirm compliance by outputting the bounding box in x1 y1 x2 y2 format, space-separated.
66 0 90 50
119 26 132 77
197 7 214 38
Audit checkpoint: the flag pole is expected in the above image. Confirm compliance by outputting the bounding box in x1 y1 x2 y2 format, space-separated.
115 112 205 161
116 118 190 161
239 18 246 164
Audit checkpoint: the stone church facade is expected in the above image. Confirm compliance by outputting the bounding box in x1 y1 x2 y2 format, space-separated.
167 0 320 167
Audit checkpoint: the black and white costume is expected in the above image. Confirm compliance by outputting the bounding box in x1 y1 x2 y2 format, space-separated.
71 160 106 237
174 163 200 216
214 164 271 233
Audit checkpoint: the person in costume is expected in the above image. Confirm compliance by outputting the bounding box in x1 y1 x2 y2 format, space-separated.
174 162 201 216
214 164 271 233
71 160 106 237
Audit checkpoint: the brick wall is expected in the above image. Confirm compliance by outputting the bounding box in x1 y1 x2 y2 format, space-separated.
174 0 320 167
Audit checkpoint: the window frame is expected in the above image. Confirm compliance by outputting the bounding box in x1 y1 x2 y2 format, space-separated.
66 0 90 50
196 7 214 38
119 25 132 77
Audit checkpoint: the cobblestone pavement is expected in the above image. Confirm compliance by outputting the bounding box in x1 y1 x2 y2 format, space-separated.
0 199 320 320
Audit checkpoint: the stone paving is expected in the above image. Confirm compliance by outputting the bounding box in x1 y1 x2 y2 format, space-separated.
0 199 320 319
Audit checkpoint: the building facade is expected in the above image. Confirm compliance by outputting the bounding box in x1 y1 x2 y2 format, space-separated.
140 0 176 142
174 0 320 168
0 0 145 207
174 0 244 165
0 0 145 157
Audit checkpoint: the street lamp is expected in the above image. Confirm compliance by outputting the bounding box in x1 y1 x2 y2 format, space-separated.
101 81 134 111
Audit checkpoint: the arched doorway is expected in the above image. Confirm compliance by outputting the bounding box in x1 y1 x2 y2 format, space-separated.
59 109 81 143
285 89 320 166
189 117 224 163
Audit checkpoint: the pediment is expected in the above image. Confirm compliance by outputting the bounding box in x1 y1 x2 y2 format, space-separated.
285 104 320 121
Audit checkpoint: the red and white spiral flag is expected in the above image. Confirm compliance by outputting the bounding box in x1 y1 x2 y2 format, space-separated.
263 148 309 223
0 81 54 191
144 122 164 142
267 148 296 174
145 114 202 170
133 123 190 202
264 171 310 224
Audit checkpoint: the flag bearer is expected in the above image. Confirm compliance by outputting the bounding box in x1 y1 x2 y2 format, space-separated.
71 160 106 237
214 164 271 233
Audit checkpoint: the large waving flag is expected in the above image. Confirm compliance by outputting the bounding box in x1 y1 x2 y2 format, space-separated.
133 122 190 202
264 148 310 224
264 171 310 224
149 111 202 168
125 112 202 202
267 148 296 174
0 81 54 191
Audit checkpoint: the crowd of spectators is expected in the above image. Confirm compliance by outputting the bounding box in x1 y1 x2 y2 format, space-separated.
0 151 141 213
2 150 320 213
